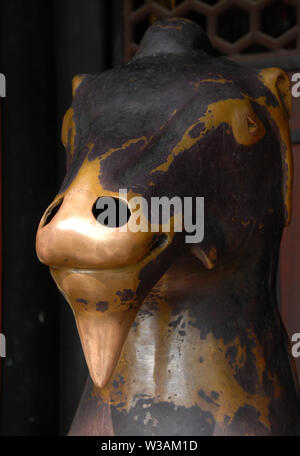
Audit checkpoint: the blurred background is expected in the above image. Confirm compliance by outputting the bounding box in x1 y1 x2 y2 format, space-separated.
0 0 299 436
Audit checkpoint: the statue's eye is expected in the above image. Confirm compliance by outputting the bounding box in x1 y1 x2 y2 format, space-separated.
247 115 258 134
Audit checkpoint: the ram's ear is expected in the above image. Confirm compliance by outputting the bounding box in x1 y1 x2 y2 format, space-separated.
72 74 88 97
61 107 74 150
259 67 292 119
61 74 88 151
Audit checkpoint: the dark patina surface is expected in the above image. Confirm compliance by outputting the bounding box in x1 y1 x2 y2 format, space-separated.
36 18 299 435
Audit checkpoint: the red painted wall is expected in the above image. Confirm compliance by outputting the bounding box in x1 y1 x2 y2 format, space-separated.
280 143 300 379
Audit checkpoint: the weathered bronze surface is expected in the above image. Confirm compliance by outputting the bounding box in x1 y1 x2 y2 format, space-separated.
36 18 299 435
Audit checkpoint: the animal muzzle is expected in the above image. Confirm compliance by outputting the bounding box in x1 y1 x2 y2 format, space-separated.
36 187 171 388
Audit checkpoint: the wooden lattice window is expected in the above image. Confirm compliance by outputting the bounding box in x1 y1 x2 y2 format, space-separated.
124 0 300 62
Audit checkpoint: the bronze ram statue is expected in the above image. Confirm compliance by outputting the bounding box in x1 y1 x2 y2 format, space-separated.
36 18 299 435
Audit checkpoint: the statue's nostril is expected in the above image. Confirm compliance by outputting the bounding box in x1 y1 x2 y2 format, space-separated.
42 197 64 227
92 197 131 228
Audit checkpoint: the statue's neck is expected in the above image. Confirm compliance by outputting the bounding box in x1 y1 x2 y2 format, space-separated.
70 253 299 436
101 254 278 405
